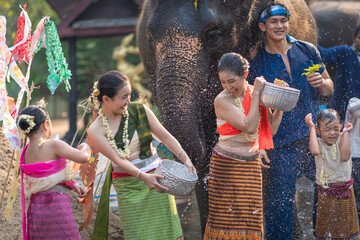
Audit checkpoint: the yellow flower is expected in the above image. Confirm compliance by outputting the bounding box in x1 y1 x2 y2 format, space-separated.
274 78 289 87
301 64 322 76
93 88 100 96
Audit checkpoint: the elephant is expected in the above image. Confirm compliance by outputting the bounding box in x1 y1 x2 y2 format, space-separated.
309 1 360 47
137 0 317 233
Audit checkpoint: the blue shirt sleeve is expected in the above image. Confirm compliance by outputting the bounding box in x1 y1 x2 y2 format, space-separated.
300 41 325 74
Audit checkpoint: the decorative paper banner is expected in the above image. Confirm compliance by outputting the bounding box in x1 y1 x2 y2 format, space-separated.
9 5 32 63
0 16 24 150
44 20 71 94
0 16 8 121
4 150 20 222
2 112 21 150
6 51 28 92
30 17 48 57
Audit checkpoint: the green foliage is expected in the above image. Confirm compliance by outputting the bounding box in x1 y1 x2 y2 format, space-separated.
76 36 123 101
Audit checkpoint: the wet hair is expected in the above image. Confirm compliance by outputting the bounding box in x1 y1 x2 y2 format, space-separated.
18 105 49 134
259 2 290 23
354 25 360 37
316 109 340 128
218 53 250 76
96 71 130 103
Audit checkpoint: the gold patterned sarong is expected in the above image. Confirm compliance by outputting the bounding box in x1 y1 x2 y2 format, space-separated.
204 150 263 240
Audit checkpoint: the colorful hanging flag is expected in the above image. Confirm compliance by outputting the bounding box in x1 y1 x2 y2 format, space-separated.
9 5 32 63
44 20 71 94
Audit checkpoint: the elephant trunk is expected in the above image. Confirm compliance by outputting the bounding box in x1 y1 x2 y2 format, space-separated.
155 33 207 165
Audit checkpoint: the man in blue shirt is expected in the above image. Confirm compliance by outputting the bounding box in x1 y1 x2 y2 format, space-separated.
248 3 333 239
319 25 360 224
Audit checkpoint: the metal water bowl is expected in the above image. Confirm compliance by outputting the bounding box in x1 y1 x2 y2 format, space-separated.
260 82 300 111
155 159 198 196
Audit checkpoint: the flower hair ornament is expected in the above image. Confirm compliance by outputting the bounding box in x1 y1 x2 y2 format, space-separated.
91 81 101 110
18 114 36 134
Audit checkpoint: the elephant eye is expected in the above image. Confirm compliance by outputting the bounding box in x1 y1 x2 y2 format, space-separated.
203 28 224 47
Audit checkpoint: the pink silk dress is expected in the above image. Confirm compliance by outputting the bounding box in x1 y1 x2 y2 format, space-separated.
20 144 80 240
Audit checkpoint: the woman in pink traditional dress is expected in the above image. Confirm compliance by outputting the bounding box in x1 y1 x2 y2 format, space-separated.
18 105 92 240
204 53 284 240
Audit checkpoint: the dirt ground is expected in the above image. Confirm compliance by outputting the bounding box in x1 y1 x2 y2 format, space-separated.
0 121 316 240
0 129 123 240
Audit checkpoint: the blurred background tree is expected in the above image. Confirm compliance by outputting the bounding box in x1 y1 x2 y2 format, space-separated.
0 1 139 123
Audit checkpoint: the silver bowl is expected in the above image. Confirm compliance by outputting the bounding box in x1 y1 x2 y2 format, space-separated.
155 160 198 196
260 82 300 111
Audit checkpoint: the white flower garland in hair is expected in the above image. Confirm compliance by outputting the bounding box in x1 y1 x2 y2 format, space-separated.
91 81 101 110
234 97 260 141
18 114 36 134
99 108 130 158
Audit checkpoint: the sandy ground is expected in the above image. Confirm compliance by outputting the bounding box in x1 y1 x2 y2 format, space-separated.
0 126 123 240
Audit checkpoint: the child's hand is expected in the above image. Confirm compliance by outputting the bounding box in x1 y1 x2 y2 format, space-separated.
305 113 315 128
78 143 92 159
74 184 87 198
342 122 353 133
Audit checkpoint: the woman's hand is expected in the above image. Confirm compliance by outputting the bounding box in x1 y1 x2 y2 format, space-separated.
139 172 169 193
178 150 197 175
74 185 87 198
253 76 266 94
259 149 270 169
183 158 197 175
305 113 315 129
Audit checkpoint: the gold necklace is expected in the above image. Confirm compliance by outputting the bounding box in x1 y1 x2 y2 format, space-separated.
234 97 260 141
99 108 130 158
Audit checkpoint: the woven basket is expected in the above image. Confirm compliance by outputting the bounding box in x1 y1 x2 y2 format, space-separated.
260 82 300 111
155 160 198 196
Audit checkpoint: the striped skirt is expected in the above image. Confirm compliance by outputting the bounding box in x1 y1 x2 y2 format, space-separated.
113 174 183 240
316 187 360 239
27 191 81 240
204 151 263 240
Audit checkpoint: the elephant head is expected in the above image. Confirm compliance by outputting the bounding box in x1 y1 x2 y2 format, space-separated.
137 0 317 233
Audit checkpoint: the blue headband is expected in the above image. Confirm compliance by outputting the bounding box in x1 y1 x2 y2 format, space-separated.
259 5 290 23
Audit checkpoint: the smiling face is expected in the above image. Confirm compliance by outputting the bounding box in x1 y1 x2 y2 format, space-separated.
108 82 132 115
259 15 289 42
317 119 342 146
219 70 246 97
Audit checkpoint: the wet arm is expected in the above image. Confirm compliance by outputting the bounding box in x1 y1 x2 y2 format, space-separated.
215 92 261 134
309 127 320 156
339 132 351 162
87 124 168 191
144 106 195 171
53 140 91 163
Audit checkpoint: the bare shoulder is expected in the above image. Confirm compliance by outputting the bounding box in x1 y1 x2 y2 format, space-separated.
48 139 70 149
215 90 233 107
88 117 104 136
